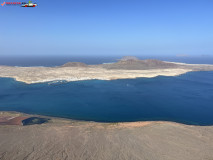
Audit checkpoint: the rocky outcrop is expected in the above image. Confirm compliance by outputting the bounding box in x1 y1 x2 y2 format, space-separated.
101 57 178 70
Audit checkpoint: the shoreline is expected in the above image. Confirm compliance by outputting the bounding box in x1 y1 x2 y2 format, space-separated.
1 111 213 159
0 70 209 84
1 58 213 84
0 67 192 84
0 111 211 127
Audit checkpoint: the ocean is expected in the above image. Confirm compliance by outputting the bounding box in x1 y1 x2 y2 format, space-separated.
0 71 213 125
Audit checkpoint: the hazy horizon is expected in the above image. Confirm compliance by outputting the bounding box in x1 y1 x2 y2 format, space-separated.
0 54 213 66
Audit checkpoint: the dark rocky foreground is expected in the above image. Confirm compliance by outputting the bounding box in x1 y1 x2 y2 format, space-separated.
0 113 213 160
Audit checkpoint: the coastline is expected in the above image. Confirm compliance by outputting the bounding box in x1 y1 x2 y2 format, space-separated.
0 70 212 126
0 111 165 129
1 111 213 160
0 111 210 127
0 66 193 84
1 58 213 84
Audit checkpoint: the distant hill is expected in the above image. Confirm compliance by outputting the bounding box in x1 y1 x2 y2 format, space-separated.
61 62 88 67
60 57 179 70
101 57 178 70
120 56 139 61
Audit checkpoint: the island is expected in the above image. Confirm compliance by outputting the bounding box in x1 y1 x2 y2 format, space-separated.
0 56 213 84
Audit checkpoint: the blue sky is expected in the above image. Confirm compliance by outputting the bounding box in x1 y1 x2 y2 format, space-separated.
1 0 213 57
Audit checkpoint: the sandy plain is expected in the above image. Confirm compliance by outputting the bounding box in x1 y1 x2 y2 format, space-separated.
0 112 213 160
1 58 213 84
0 66 193 84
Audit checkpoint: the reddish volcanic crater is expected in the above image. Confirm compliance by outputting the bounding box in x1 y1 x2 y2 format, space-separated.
0 116 29 125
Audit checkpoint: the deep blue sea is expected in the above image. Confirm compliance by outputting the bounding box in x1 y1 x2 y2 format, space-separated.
0 71 213 125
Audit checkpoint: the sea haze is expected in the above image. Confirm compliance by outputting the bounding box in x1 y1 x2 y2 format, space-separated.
0 56 119 67
0 71 213 125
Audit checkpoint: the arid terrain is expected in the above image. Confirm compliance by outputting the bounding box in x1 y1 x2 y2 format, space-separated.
1 57 213 160
0 112 213 160
1 57 213 84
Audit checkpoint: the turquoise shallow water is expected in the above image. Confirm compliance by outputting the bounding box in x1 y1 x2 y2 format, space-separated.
0 71 213 125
